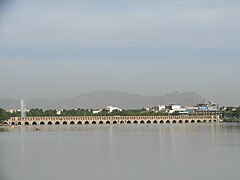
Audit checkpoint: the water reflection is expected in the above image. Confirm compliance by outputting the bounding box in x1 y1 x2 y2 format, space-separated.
0 123 240 180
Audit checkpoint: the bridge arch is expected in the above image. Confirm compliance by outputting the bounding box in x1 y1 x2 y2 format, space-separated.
127 120 131 124
48 121 52 125
18 122 21 125
77 121 82 125
120 120 124 124
11 122 15 125
32 121 37 125
85 121 89 124
191 120 195 123
106 121 110 124
140 120 144 124
185 120 189 123
166 120 170 124
147 120 151 124
160 120 164 124
133 120 138 124
113 121 117 124
99 121 103 124
70 121 75 125
197 120 201 123
40 121 45 125
172 120 176 123
25 122 29 125
63 121 67 125
55 121 60 125
153 120 157 124
179 120 183 123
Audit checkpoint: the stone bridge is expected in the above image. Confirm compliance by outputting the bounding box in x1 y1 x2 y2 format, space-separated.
7 115 220 126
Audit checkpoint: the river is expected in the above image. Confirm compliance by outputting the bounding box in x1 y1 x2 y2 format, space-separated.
0 123 240 180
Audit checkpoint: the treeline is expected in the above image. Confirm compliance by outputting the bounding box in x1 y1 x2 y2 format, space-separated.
25 108 169 117
0 108 169 120
0 108 11 121
222 107 240 119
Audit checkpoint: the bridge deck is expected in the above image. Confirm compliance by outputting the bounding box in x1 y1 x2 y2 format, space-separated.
7 115 220 125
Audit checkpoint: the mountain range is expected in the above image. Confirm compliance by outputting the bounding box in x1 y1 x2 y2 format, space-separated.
0 90 206 110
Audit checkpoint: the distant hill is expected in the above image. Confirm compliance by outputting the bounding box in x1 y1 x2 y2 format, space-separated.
0 90 206 110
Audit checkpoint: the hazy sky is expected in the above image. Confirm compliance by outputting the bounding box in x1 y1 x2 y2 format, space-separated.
0 0 240 106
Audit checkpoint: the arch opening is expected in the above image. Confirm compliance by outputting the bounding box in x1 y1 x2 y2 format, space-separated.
77 121 82 124
172 120 176 123
48 121 52 125
197 120 201 123
32 121 37 125
147 120 151 124
133 120 138 124
25 122 29 125
55 121 60 125
120 121 124 124
113 121 117 124
166 120 170 124
63 121 67 125
11 122 15 125
127 120 131 124
18 122 21 125
160 120 164 124
70 121 75 125
40 121 45 125
153 120 157 124
99 121 103 124
92 121 96 124
140 120 144 124
185 120 189 123
179 120 183 123
106 121 110 124
191 120 195 123
85 121 89 124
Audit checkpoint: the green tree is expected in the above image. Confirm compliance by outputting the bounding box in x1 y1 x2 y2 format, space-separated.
0 108 11 120
44 109 57 116
27 108 45 117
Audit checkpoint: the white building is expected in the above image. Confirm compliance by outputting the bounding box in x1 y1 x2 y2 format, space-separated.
151 105 166 112
166 104 188 114
106 106 122 113
92 109 102 114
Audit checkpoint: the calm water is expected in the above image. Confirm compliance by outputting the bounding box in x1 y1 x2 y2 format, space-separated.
0 123 240 180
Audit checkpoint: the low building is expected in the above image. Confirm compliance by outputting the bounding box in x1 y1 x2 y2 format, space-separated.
151 105 166 112
166 104 188 115
196 101 220 115
92 109 102 114
106 106 122 113
185 106 198 114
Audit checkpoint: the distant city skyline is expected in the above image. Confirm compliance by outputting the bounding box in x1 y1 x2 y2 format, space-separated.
0 0 240 106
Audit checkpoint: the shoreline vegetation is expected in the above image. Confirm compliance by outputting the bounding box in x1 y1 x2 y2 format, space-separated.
0 108 176 121
1 107 240 123
223 118 240 122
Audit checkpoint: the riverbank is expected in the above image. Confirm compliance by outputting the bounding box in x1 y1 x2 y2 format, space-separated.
0 126 6 131
223 118 240 122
